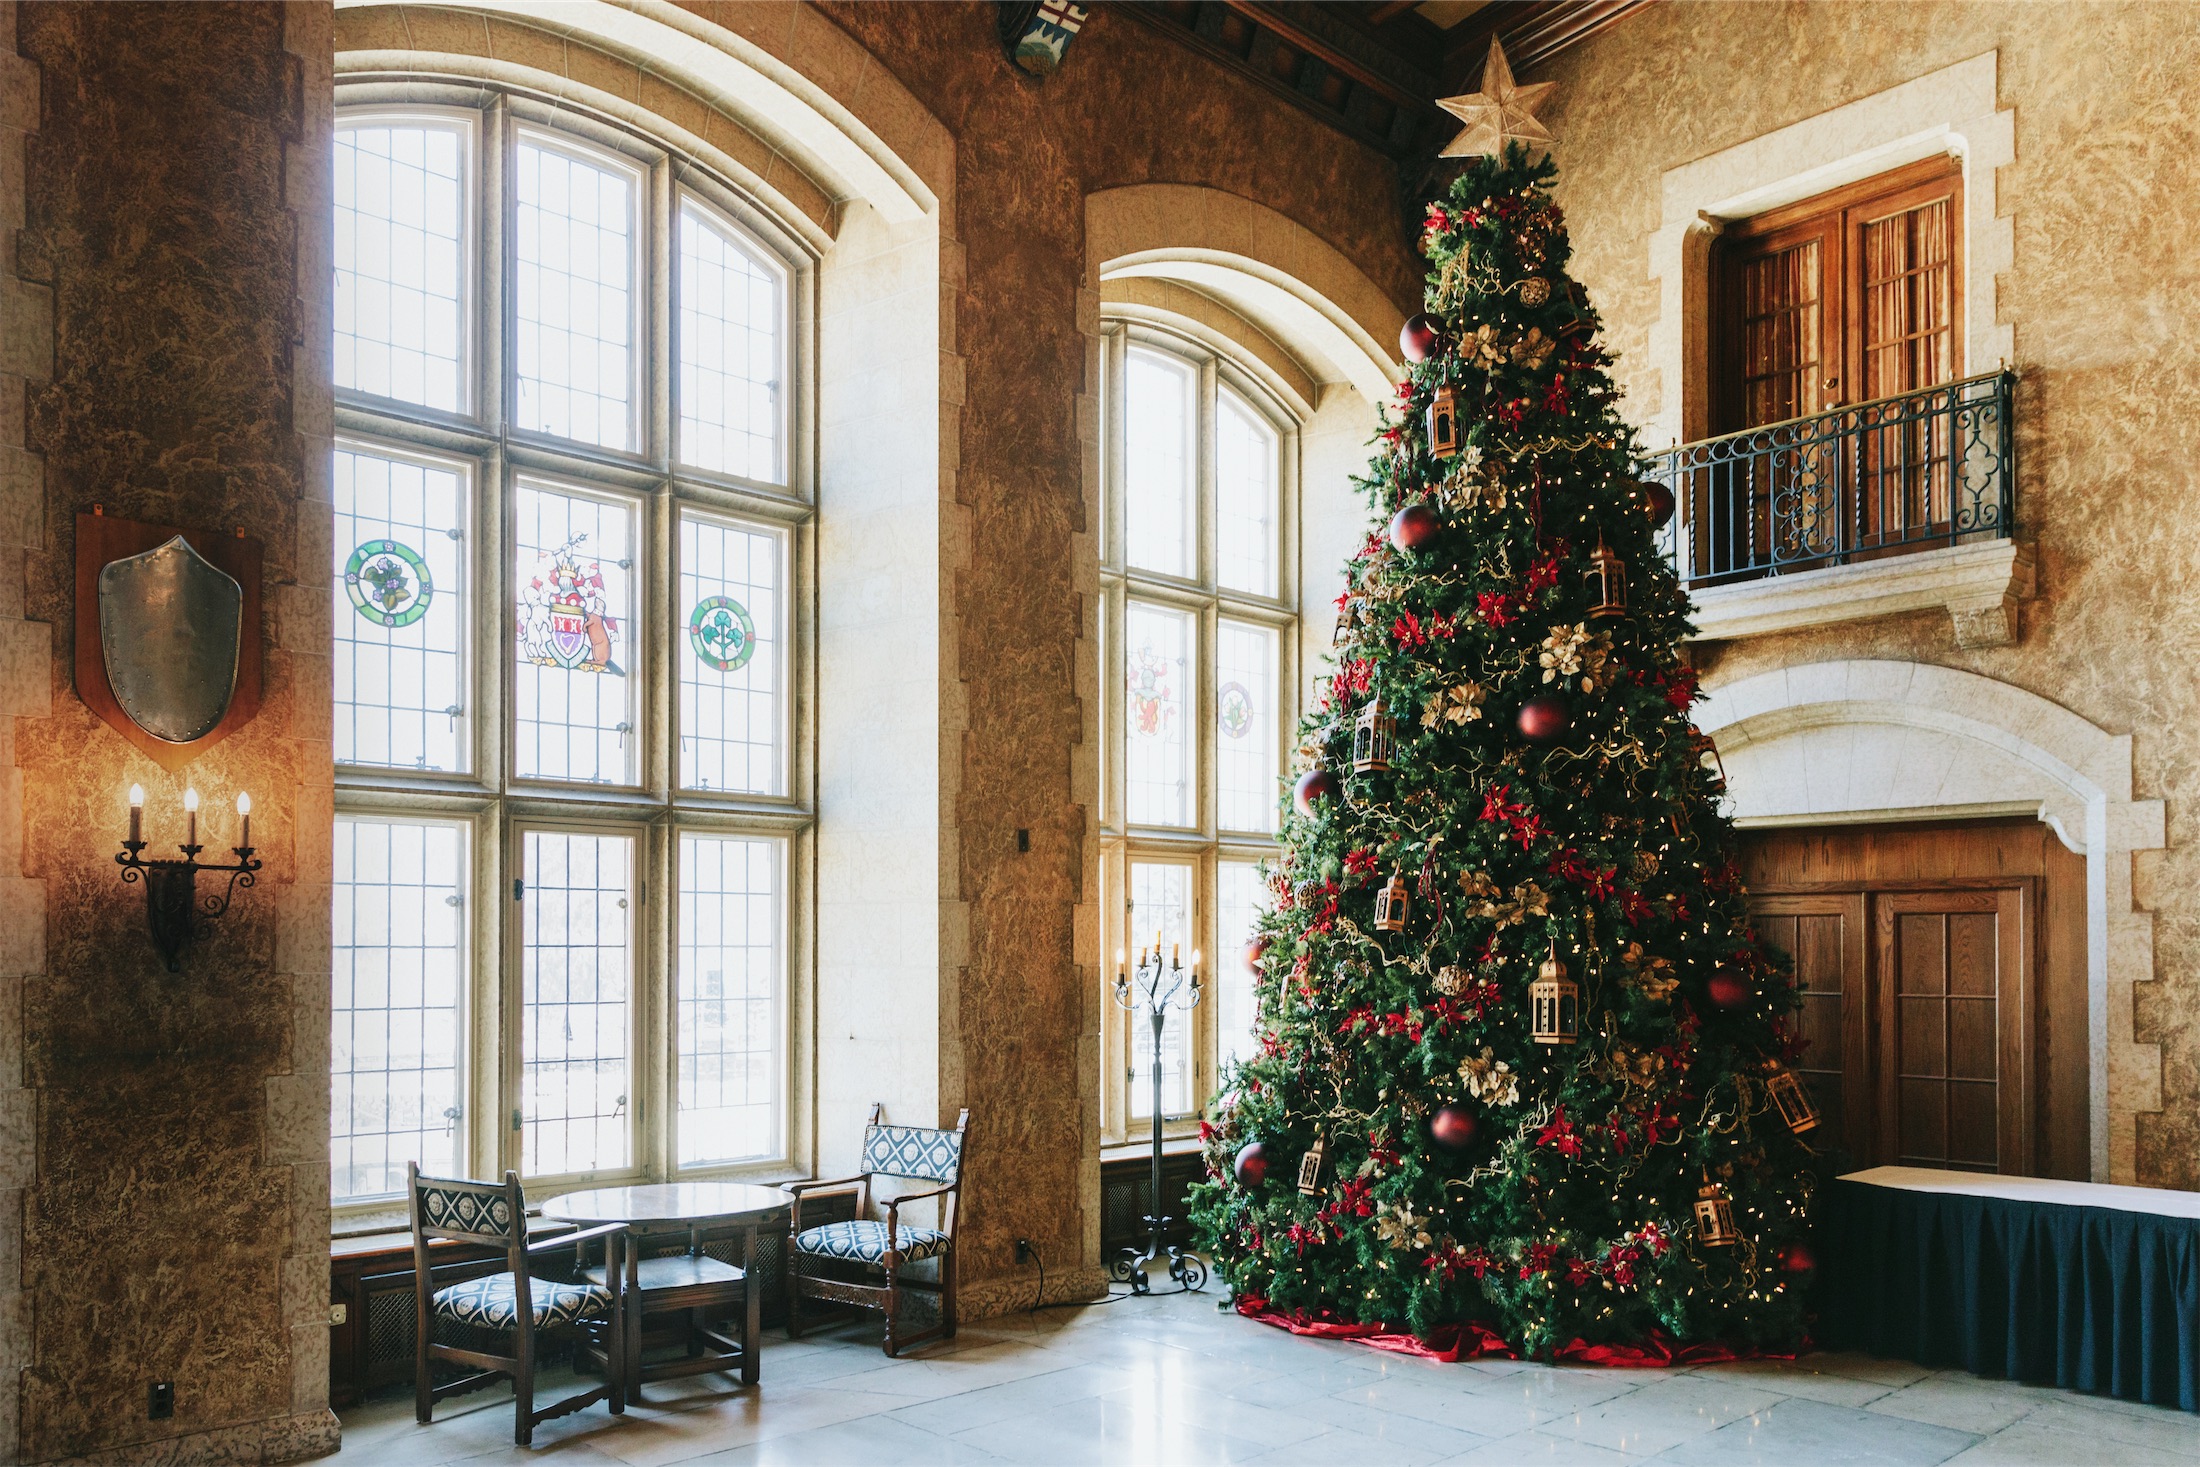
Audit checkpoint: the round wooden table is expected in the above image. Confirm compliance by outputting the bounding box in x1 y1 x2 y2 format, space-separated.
541 1181 791 1231
542 1183 791 1393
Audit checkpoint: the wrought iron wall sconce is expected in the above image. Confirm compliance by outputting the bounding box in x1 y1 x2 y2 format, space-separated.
117 783 260 972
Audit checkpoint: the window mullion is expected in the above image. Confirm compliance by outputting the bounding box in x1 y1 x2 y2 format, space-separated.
481 94 509 439
648 157 674 471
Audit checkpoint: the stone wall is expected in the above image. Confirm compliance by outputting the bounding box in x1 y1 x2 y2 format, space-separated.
1533 0 2200 1186
4 3 335 1462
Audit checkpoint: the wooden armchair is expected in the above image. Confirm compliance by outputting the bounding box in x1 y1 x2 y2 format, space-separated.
786 1104 970 1356
408 1163 627 1446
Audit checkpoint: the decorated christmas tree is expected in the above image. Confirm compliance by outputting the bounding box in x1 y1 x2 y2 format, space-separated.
1190 52 1820 1360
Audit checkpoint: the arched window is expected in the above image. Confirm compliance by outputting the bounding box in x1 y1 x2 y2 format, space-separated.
1100 325 1295 1140
328 89 811 1208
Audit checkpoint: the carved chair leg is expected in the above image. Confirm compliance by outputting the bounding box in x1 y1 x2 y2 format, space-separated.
414 1316 434 1424
514 1332 535 1447
786 1249 805 1340
882 1261 900 1358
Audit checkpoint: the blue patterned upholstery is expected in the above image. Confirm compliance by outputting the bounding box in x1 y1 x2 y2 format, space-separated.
431 1272 613 1330
861 1123 964 1183
794 1220 950 1265
417 1183 519 1240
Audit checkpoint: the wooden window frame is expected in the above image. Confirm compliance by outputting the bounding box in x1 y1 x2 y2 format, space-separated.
1712 155 1964 434
332 79 819 1223
1098 321 1299 1145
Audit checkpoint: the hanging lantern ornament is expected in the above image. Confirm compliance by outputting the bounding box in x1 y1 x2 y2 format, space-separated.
1427 385 1461 459
1373 871 1410 934
1763 1058 1820 1135
1586 535 1627 619
1693 1172 1740 1248
1352 697 1395 773
1529 941 1578 1045
1296 1136 1328 1196
1691 730 1727 791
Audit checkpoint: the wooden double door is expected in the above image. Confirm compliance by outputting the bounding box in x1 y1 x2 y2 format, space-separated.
1739 820 2089 1180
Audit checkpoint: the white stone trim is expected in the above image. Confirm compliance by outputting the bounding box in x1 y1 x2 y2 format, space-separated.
1698 659 2166 1185
334 0 938 224
1689 537 2034 648
1643 51 2014 448
1088 184 1405 409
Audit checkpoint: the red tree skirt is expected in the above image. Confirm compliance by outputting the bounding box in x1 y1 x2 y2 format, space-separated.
1235 1295 1802 1368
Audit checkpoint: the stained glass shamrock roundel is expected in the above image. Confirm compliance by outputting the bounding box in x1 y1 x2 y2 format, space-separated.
688 595 755 673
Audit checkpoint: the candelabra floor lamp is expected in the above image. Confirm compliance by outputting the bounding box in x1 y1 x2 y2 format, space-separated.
1111 944 1208 1297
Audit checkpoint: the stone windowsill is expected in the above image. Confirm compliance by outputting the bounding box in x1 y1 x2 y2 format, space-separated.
1685 536 2035 649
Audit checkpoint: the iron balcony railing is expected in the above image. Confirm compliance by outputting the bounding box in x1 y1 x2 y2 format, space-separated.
1648 369 2016 589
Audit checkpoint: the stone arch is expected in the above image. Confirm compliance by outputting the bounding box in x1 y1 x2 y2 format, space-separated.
1698 659 2166 1184
334 0 948 234
1086 183 1405 408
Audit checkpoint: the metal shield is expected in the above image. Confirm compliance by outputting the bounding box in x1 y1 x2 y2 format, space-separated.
97 535 243 744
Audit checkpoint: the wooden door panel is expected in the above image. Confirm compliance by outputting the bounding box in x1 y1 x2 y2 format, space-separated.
1749 893 1866 1156
1875 886 2029 1174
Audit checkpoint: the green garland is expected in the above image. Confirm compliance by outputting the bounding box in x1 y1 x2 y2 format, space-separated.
1188 146 1821 1358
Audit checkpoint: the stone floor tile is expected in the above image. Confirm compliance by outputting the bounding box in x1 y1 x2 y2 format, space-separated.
1536 1374 1789 1457
1695 1358 1899 1408
2012 1394 2200 1456
1865 1375 2046 1436
1433 1427 1654 1465
883 1361 1143 1435
673 1413 1005 1466
1650 1396 1980 1466
1933 1419 2200 1467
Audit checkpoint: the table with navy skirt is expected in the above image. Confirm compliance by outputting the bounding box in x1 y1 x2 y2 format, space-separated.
1815 1166 2200 1412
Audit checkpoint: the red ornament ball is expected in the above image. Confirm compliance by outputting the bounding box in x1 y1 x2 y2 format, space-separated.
1641 479 1677 528
1293 768 1339 816
1515 694 1570 743
1399 313 1446 364
1234 1141 1269 1187
1430 1105 1478 1151
1706 969 1753 1009
1389 502 1441 552
1780 1242 1818 1275
1243 934 1270 972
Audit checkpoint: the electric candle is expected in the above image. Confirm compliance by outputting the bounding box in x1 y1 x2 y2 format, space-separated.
236 791 251 850
183 787 199 849
127 784 143 845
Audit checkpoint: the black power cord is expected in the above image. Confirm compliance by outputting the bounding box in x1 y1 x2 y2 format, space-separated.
1024 1241 1136 1313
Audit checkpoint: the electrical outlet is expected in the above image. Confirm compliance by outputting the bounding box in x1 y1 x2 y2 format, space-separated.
148 1382 174 1420
1014 1238 1033 1265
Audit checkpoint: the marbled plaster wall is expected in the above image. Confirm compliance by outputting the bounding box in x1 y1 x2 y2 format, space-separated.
1533 0 2200 1186
7 3 335 1462
790 0 1424 1310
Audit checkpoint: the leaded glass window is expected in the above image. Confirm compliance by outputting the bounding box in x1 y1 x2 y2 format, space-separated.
332 90 808 1208
1101 323 1295 1140
336 117 467 412
678 512 785 794
676 833 782 1167
513 482 637 785
334 443 468 771
332 816 467 1204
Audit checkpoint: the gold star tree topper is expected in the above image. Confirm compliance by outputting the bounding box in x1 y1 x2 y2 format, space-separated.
1438 37 1558 158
